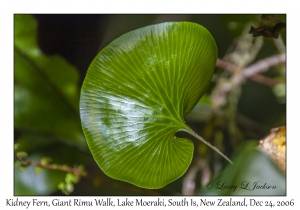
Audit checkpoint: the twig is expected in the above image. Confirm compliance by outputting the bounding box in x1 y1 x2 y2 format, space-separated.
243 53 285 78
274 35 286 54
216 58 241 73
216 57 282 86
182 159 208 195
182 168 197 195
16 154 165 195
249 74 278 87
16 155 87 177
213 53 285 112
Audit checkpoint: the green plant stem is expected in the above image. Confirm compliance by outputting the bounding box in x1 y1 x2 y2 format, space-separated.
180 127 233 165
16 155 87 177
16 154 165 195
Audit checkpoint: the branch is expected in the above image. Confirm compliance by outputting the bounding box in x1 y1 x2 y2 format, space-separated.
243 53 285 78
213 53 285 112
249 74 278 87
182 159 209 195
216 53 285 86
16 155 87 177
216 58 241 73
16 154 166 195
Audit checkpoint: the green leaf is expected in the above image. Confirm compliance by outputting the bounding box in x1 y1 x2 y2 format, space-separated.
16 151 28 158
57 182 69 195
273 83 286 104
18 165 29 172
65 173 79 184
197 141 285 195
40 157 52 165
65 182 74 193
57 181 74 195
14 143 20 150
14 15 79 108
14 14 86 149
34 166 43 174
80 22 224 189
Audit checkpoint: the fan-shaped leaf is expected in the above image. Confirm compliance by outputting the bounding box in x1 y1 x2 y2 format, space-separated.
80 22 227 189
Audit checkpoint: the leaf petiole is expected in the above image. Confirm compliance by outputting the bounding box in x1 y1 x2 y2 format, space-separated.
179 127 233 165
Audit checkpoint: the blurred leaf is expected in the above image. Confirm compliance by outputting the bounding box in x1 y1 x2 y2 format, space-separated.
14 160 20 167
65 173 79 184
185 94 212 122
57 180 74 195
14 14 79 108
57 182 65 190
197 141 285 195
273 83 286 104
18 165 29 172
249 15 286 39
15 134 91 166
57 182 69 195
40 157 52 165
77 165 88 176
258 126 286 173
14 15 91 195
16 151 28 158
80 22 222 189
34 166 43 174
14 14 86 149
14 133 53 153
65 182 74 194
14 143 20 150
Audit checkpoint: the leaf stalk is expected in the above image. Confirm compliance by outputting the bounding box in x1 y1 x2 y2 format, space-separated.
179 127 233 164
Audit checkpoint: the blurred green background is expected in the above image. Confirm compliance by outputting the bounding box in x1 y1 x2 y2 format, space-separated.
14 14 286 195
